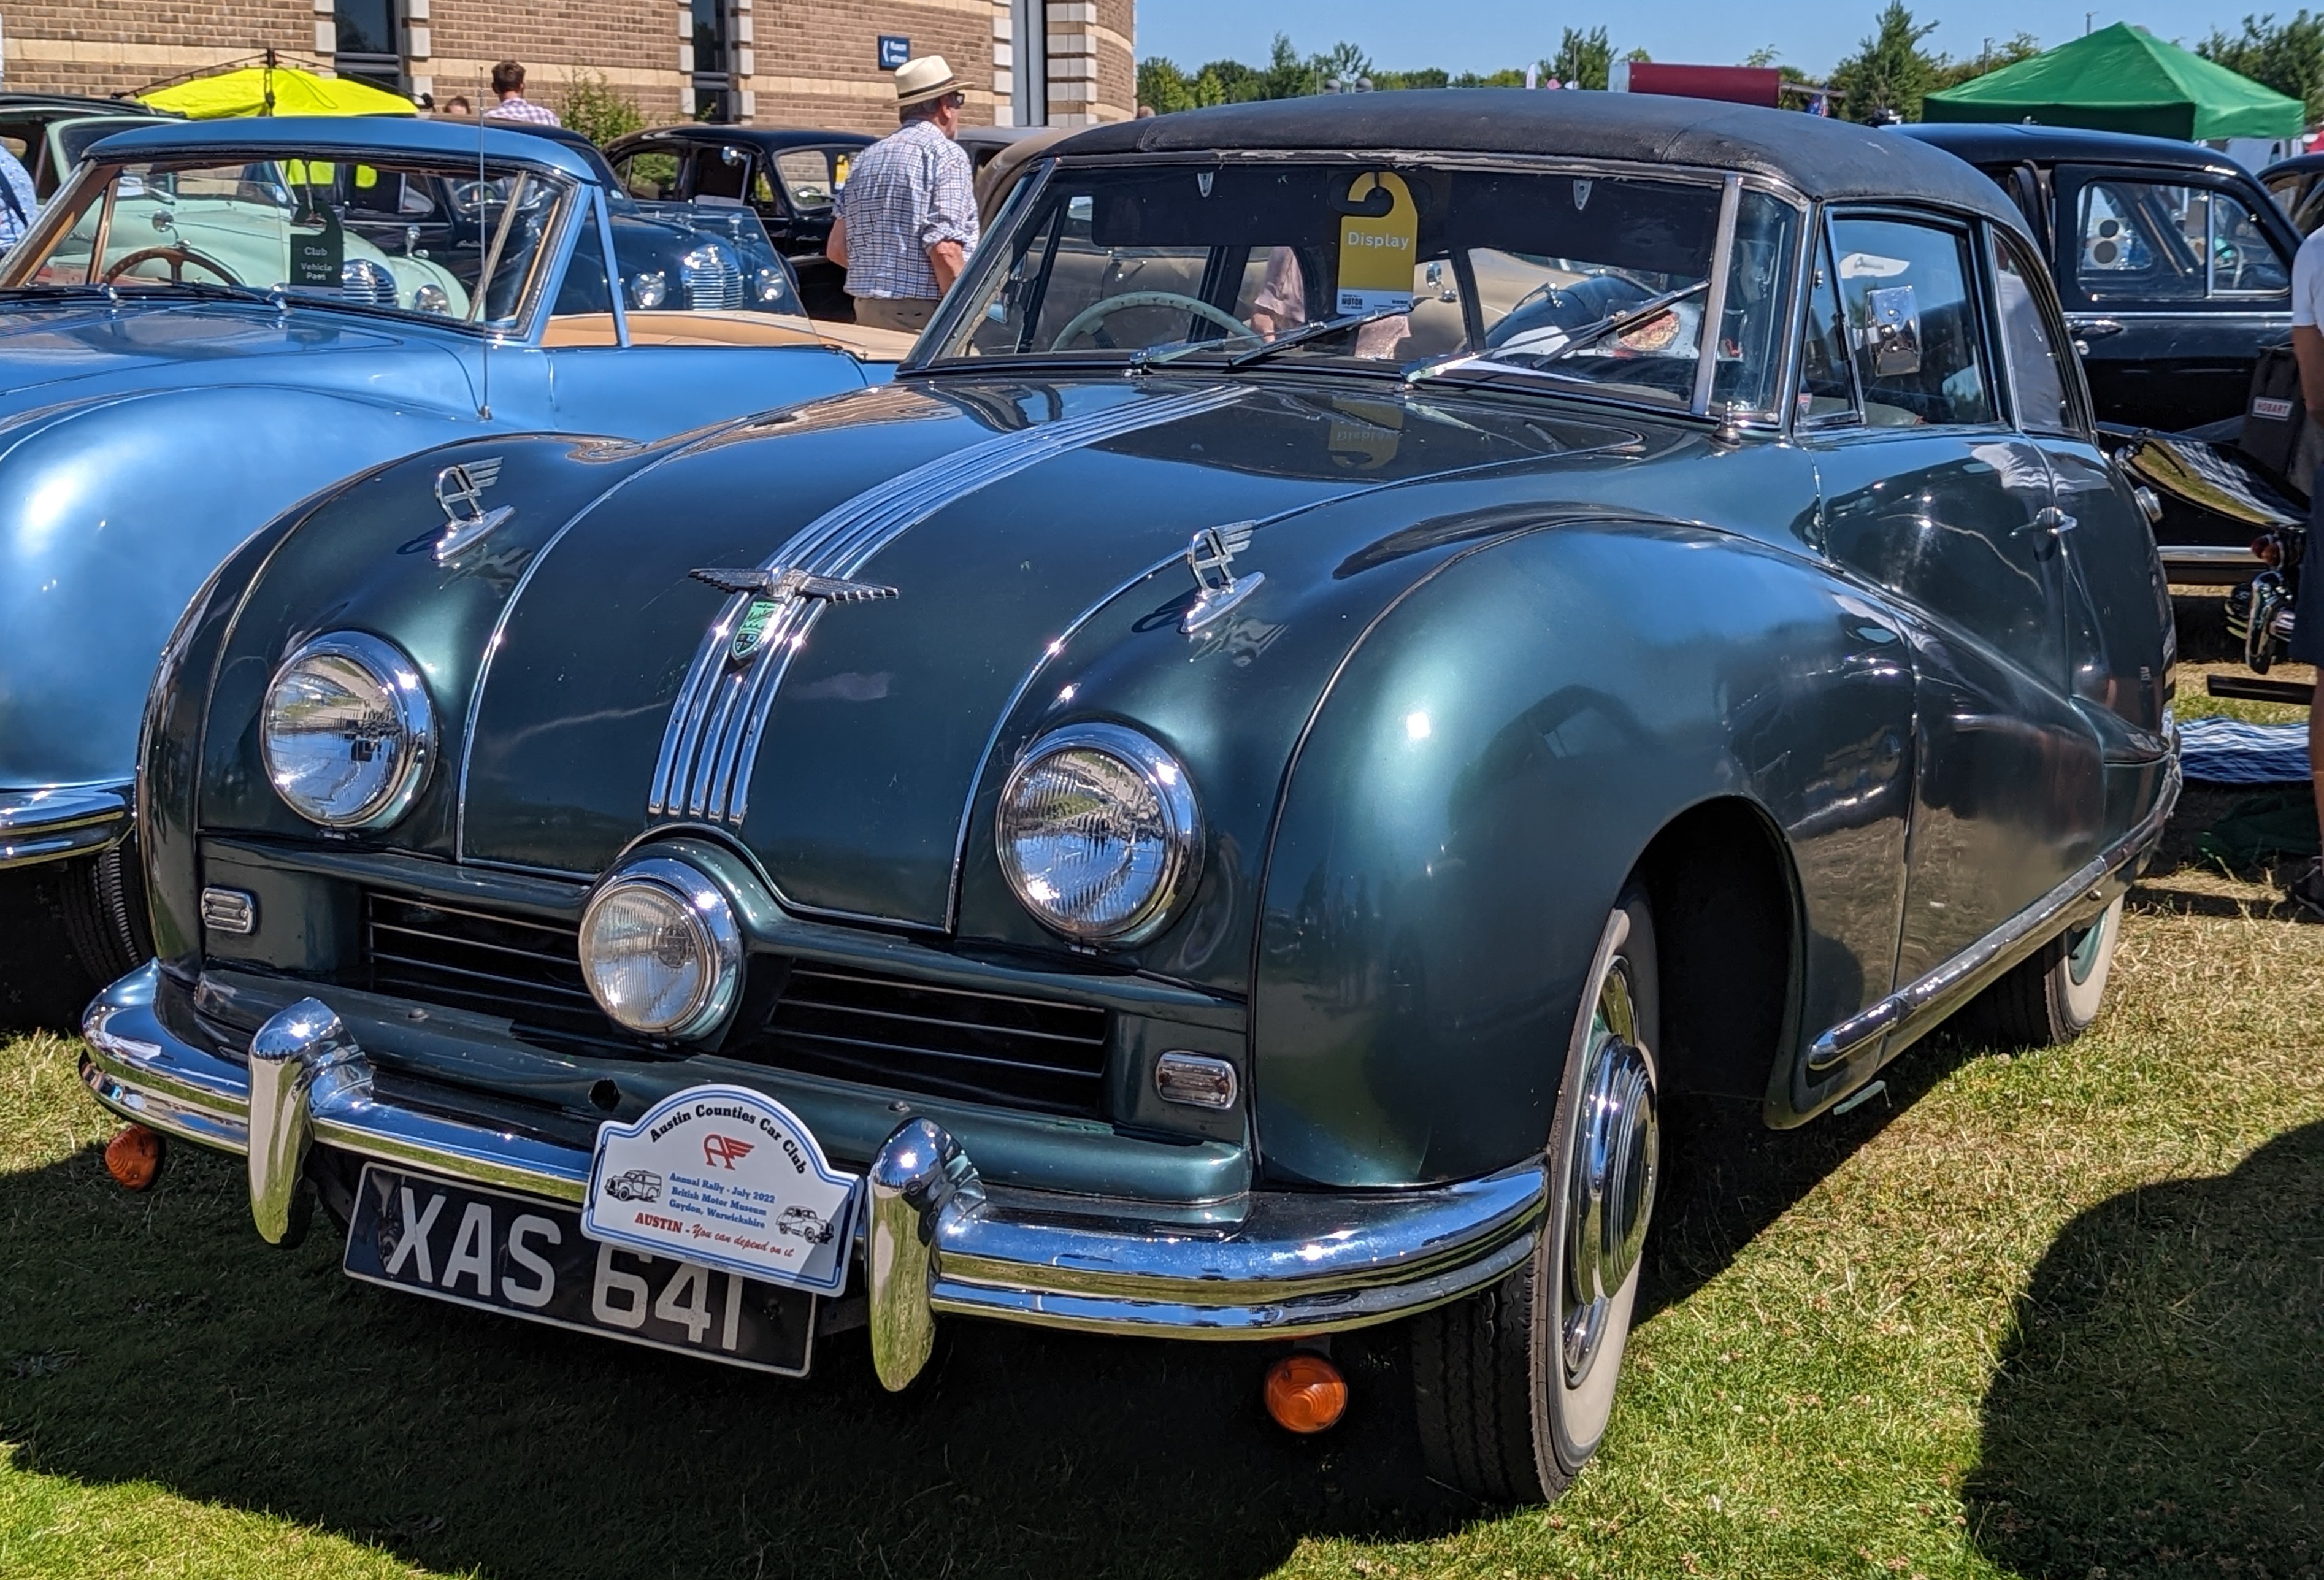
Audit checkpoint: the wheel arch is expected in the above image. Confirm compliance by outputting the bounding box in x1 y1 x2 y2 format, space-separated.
1249 518 1874 1189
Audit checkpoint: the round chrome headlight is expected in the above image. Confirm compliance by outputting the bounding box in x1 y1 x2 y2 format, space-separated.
579 856 742 1038
997 723 1202 946
630 269 669 309
412 282 450 314
260 632 434 829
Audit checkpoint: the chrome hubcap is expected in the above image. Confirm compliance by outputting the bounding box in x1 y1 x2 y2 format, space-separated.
1562 965 1658 1387
2065 910 2109 986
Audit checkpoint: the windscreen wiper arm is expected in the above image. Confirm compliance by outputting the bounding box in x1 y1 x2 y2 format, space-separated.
1225 304 1413 369
1405 279 1708 385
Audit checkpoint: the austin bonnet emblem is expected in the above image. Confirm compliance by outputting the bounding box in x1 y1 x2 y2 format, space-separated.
690 565 900 666
431 456 512 562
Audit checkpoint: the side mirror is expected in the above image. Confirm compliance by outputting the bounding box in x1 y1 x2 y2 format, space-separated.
1864 285 1922 377
721 145 746 167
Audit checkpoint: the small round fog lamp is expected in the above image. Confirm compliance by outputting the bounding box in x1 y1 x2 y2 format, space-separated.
579 857 742 1039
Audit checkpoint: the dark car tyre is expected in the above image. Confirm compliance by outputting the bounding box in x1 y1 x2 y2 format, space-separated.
1957 894 2123 1049
1412 881 1660 1504
58 838 152 987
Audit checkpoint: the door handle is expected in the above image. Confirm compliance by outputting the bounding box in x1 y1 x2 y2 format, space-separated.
2034 506 2079 535
2070 318 2125 340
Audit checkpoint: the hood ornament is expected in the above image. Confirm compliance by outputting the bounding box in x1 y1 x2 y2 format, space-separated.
691 566 899 666
1181 523 1263 634
432 457 512 562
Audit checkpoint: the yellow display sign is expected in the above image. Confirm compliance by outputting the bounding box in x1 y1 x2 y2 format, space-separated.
1335 171 1417 315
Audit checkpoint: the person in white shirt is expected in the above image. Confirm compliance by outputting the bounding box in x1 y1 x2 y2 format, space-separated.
2283 223 2324 915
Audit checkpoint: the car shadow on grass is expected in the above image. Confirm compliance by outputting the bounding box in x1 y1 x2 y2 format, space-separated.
1965 1120 2324 1579
0 1135 1476 1579
0 1086 1981 1579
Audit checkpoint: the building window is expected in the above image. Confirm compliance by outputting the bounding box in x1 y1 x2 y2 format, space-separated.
1011 0 1048 125
691 0 735 121
335 0 402 90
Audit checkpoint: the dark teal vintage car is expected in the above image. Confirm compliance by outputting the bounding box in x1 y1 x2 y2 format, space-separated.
82 92 2176 1503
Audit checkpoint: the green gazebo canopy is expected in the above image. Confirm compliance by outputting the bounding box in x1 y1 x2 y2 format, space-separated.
1922 23 2304 141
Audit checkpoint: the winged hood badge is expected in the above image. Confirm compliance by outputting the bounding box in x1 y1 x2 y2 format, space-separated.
691 566 899 665
432 457 512 563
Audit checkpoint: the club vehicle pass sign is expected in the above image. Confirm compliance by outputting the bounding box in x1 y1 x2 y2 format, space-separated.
582 1084 858 1295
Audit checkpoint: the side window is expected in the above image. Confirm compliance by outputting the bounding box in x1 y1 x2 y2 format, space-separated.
614 150 681 202
774 149 838 211
692 145 752 205
1990 231 2077 434
2210 192 2290 296
1797 233 1857 423
2077 180 2204 300
1828 215 1995 428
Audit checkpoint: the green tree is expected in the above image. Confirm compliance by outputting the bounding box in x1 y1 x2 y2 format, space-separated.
1551 26 1614 90
1932 31 2041 90
1830 1 1941 121
1138 56 1194 113
1311 39 1374 90
2199 11 2324 120
1262 33 1317 98
557 70 645 146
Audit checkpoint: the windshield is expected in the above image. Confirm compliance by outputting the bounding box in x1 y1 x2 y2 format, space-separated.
935 161 1800 413
1 154 580 329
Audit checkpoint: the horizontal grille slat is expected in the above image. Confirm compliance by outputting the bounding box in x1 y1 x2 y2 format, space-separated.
359 892 1112 1115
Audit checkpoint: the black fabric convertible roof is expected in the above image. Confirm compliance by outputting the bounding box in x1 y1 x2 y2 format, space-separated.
1053 91 2027 231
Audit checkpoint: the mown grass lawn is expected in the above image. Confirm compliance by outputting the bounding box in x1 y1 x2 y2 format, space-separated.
3 630 2320 1579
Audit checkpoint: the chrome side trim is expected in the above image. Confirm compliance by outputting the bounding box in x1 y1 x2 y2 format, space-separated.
2158 543 2264 569
1807 757 2180 1072
646 385 1244 826
0 782 131 869
83 965 1544 1362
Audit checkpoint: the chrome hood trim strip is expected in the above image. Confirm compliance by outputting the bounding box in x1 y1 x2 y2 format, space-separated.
646 385 1244 826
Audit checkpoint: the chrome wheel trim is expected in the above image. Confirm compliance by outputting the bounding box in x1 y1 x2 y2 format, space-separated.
2056 894 2123 1024
1560 961 1660 1395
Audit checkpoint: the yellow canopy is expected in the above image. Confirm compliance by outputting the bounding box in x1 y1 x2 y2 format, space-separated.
139 65 415 120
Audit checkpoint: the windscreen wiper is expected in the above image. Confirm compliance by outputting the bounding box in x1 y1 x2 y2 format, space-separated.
1225 304 1413 369
1405 279 1708 385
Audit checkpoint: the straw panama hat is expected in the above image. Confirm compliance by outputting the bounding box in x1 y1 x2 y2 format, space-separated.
895 55 962 105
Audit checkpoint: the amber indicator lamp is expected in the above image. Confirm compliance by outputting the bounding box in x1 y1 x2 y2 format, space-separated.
1263 1352 1349 1434
103 1124 165 1191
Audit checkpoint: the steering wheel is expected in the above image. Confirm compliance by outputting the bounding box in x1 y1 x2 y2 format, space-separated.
101 245 240 286
1049 290 1260 353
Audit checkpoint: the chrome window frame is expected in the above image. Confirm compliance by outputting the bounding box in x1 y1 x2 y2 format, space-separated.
1800 201 2017 439
0 148 583 341
1982 219 2093 439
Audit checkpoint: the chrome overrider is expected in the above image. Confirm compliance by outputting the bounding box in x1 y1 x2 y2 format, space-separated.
82 967 1547 1389
0 783 132 870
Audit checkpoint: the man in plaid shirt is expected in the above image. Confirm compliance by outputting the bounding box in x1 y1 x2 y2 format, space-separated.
483 61 561 126
826 55 978 334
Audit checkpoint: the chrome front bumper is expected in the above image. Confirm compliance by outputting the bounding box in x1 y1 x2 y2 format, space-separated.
0 783 131 869
82 964 1546 1389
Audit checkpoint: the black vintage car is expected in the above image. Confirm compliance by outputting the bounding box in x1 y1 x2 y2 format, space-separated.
1901 123 2298 434
2260 151 2324 232
603 125 875 316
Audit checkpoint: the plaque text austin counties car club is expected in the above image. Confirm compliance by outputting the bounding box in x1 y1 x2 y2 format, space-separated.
582 1084 859 1295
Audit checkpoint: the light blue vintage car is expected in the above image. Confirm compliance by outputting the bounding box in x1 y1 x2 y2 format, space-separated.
0 115 899 979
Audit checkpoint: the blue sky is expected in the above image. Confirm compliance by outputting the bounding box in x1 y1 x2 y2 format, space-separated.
1135 2 2279 80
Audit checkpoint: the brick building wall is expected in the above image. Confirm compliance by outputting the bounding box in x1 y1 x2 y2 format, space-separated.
0 0 1133 130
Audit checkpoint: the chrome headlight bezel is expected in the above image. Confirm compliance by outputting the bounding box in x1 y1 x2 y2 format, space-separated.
259 631 435 830
578 855 744 1040
996 722 1203 948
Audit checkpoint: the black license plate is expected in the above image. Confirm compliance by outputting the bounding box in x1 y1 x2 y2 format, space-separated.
344 1164 815 1376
